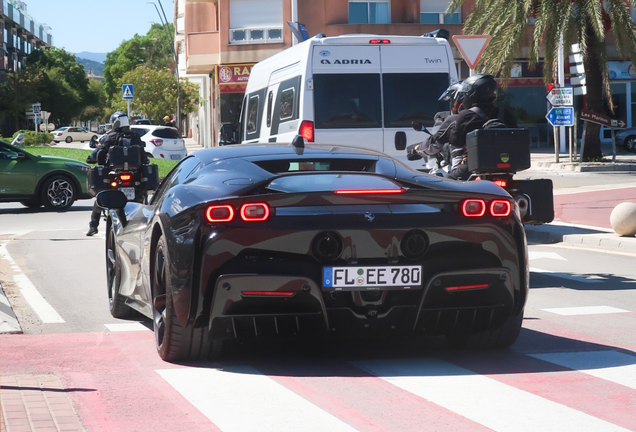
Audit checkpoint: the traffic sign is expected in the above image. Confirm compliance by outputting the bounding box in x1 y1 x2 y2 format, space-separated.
546 87 573 106
546 107 574 126
122 84 134 100
452 35 491 70
32 103 41 114
34 117 41 125
580 109 626 128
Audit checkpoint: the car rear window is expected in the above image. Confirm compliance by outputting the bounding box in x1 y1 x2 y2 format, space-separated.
313 74 382 129
383 73 449 127
131 127 150 137
152 128 180 139
255 158 376 173
267 174 401 193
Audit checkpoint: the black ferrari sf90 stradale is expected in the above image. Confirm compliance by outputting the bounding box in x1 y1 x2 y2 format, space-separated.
99 139 528 361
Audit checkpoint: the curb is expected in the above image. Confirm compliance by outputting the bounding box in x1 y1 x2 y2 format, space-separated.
0 280 22 334
532 160 636 172
525 224 636 252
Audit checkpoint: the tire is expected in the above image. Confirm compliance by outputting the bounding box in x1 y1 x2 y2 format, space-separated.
625 136 636 153
65 136 73 143
152 235 216 361
106 225 134 318
20 201 41 209
445 309 524 349
40 175 76 211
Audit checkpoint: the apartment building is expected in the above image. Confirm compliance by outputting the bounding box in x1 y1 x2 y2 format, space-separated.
0 0 53 75
176 0 636 147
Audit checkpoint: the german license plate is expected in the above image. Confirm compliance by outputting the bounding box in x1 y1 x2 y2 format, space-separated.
171 154 182 160
323 265 422 291
120 187 135 200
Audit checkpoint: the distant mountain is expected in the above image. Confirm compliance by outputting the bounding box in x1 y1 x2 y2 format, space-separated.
74 51 107 64
76 57 104 77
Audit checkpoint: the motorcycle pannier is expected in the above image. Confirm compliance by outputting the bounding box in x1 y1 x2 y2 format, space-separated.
141 164 160 191
108 145 143 170
89 166 110 194
466 128 531 173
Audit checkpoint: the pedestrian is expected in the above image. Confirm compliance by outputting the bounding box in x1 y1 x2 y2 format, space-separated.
164 115 174 128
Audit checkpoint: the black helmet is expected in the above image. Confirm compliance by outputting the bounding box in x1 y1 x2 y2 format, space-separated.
439 82 464 114
110 111 130 131
457 74 497 108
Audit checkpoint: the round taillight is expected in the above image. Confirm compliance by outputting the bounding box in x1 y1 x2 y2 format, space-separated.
490 200 511 217
206 205 234 222
462 199 486 217
240 203 270 221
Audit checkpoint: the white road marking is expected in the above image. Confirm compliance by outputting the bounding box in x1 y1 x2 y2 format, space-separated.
0 242 64 324
541 306 630 316
157 367 359 432
530 351 636 390
104 323 150 332
530 267 604 283
353 358 630 432
528 251 567 261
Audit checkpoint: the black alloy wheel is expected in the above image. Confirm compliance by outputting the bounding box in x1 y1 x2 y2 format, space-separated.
152 235 215 361
106 225 133 318
40 175 76 211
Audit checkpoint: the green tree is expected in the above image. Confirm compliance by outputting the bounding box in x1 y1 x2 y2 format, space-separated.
448 0 636 161
103 23 174 103
79 80 108 122
111 66 200 122
0 67 43 132
26 48 93 125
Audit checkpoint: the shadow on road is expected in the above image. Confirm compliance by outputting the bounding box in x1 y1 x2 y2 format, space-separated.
0 201 93 215
530 270 636 291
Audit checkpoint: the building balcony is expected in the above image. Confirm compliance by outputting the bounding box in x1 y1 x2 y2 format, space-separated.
186 30 220 73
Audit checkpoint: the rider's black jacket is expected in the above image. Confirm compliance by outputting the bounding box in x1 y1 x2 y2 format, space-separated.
449 103 518 149
418 113 459 156
96 129 148 166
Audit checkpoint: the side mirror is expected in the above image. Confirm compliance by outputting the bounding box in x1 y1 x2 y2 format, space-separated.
96 190 128 209
411 121 431 135
395 131 406 150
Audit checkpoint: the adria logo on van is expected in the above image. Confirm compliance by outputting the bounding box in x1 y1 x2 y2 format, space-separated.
320 59 373 65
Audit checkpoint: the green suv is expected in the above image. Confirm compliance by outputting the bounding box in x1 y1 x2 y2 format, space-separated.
0 139 91 211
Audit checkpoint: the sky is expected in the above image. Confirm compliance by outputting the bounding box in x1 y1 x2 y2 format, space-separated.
20 0 174 55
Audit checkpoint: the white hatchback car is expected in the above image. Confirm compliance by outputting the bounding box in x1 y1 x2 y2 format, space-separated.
53 127 98 144
130 126 187 161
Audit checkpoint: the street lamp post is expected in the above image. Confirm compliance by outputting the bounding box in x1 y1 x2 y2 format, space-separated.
148 1 181 136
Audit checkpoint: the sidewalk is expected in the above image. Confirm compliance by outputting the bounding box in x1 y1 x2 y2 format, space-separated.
184 137 203 155
524 144 636 251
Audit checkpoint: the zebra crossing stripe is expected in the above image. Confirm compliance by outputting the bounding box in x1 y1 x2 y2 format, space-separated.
529 350 636 390
156 366 359 432
352 358 630 432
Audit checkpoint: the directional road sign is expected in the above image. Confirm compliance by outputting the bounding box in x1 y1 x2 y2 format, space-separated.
546 107 574 126
452 35 491 70
580 109 626 128
546 87 573 106
122 84 134 100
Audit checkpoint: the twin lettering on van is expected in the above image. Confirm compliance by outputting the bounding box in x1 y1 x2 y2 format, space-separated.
320 59 372 65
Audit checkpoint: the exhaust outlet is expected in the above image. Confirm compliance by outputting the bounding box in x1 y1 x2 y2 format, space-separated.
312 231 343 262
515 195 529 217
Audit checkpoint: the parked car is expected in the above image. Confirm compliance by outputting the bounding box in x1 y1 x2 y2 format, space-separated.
98 124 112 134
615 128 636 153
134 119 152 125
130 125 186 161
53 127 98 144
0 139 91 210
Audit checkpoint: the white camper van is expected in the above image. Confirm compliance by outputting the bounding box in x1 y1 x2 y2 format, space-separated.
239 34 458 167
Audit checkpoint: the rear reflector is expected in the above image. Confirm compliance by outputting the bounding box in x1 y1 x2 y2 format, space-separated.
206 205 234 222
299 120 314 142
492 179 507 188
335 189 404 195
462 199 486 217
490 200 511 217
241 203 270 221
242 291 295 297
497 163 511 169
445 283 490 292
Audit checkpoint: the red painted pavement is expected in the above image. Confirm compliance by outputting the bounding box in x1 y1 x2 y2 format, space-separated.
554 187 636 228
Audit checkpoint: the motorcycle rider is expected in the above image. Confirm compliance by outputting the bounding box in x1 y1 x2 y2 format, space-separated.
447 73 518 180
86 111 148 237
407 82 463 166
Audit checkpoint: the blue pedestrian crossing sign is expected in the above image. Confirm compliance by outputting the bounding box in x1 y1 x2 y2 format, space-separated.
122 84 134 100
546 107 574 126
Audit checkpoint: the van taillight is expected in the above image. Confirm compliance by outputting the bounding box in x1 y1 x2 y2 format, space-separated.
299 121 314 142
369 39 391 44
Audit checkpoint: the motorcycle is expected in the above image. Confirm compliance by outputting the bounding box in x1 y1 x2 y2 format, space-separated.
410 118 554 225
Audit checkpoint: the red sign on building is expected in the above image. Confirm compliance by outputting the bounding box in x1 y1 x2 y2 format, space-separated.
218 64 254 93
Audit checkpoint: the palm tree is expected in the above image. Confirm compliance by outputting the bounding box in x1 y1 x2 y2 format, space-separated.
447 0 636 161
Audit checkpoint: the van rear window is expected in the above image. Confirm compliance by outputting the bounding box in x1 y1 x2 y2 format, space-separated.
313 74 381 129
383 73 449 127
